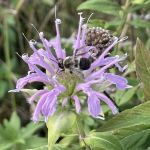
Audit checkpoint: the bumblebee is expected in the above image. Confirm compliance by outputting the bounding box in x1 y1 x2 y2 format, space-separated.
57 56 94 75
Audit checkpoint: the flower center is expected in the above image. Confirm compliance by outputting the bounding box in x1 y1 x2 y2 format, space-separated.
57 71 83 97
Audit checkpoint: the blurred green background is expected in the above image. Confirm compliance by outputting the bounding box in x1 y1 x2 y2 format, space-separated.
0 0 150 149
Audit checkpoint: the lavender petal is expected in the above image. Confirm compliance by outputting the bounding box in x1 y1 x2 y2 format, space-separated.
105 73 129 90
87 92 100 117
32 92 49 122
96 92 119 115
28 90 49 104
72 95 81 113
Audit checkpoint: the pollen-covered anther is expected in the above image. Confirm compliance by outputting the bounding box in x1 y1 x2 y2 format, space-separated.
39 32 44 38
55 18 61 24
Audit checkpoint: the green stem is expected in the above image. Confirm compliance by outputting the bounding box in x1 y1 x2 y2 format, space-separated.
117 0 130 35
15 0 25 15
3 18 16 110
75 115 91 150
116 0 131 51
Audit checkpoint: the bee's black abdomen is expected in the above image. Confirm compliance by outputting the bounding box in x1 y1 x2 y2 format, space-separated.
79 58 91 70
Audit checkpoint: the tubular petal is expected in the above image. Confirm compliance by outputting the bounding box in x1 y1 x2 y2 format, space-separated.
73 95 81 113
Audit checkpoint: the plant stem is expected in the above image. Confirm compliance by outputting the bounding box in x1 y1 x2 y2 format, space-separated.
15 0 25 15
120 13 132 39
117 0 132 50
75 116 91 150
3 18 16 110
117 0 130 35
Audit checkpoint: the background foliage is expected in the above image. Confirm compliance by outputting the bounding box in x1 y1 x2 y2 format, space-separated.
0 0 150 149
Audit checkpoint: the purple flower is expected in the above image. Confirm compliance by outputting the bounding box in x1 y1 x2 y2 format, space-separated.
10 13 130 122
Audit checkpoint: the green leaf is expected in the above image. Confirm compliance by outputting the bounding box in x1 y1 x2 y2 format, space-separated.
114 86 138 106
0 111 45 149
115 125 150 150
128 1 150 12
137 88 145 100
25 145 48 150
9 112 21 131
59 135 78 147
130 19 150 28
0 139 13 150
28 136 47 148
4 15 15 26
42 0 54 5
0 112 25 148
19 136 47 150
105 19 123 29
0 112 21 141
53 147 69 150
91 125 150 150
47 111 76 150
85 132 124 150
95 102 150 149
100 101 150 131
123 61 135 76
21 122 43 139
135 38 150 100
88 19 105 28
77 0 121 16
131 0 145 4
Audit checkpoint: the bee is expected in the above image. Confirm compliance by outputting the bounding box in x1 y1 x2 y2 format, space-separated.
54 27 115 77
57 54 94 77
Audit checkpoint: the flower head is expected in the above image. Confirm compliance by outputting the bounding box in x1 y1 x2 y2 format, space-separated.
10 13 130 122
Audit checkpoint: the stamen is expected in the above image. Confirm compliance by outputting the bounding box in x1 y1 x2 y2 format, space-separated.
55 18 61 24
39 32 44 38
86 56 120 80
38 32 58 65
89 37 119 72
29 40 37 52
55 18 63 58
55 5 57 20
118 36 128 43
78 12 83 16
80 24 87 49
22 33 29 43
86 13 94 24
118 53 128 61
74 12 85 54
30 23 40 34
29 40 55 74
16 52 22 59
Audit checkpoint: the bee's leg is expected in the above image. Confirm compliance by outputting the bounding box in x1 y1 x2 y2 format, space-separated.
69 68 73 74
56 68 64 75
